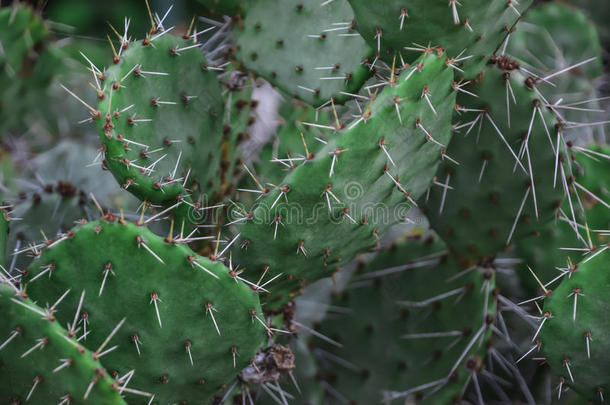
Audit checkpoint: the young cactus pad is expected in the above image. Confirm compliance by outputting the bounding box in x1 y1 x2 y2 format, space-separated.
24 218 266 404
0 283 127 405
536 248 610 402
232 52 456 309
233 0 373 106
346 0 532 78
96 33 224 221
317 233 496 404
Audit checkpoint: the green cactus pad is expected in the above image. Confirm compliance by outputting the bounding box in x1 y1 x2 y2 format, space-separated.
510 2 602 80
422 61 566 265
317 233 496 404
508 1 604 141
0 4 48 82
233 0 374 107
512 143 609 295
538 248 610 402
346 0 532 78
233 52 456 309
24 218 266 404
0 283 127 404
97 32 224 224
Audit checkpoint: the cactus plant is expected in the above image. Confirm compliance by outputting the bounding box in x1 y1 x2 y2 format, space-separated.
316 232 496 403
346 0 533 78
232 0 374 106
0 1 607 404
96 32 226 230
422 60 570 265
233 51 456 309
535 248 609 402
23 218 266 404
0 282 127 404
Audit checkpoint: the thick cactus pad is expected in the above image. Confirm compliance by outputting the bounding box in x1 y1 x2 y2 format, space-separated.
0 283 126 404
317 233 496 404
24 218 266 404
233 52 456 309
346 0 532 78
508 2 603 141
538 248 610 402
233 0 373 106
423 61 566 264
513 143 609 295
97 33 224 218
510 2 602 80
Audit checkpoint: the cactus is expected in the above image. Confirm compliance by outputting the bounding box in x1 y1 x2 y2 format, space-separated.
512 143 609 295
422 61 568 265
233 51 456 309
0 3 49 132
507 2 604 142
0 282 127 404
97 33 225 226
535 248 609 402
316 232 496 403
24 218 266 404
345 0 532 78
233 0 374 106
0 4 47 85
0 1 608 404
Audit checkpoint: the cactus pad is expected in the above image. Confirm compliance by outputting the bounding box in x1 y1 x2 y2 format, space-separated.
97 33 224 223
317 233 496 403
233 0 374 106
24 218 266 404
346 0 532 78
233 52 456 309
538 248 610 402
423 61 566 264
0 283 127 404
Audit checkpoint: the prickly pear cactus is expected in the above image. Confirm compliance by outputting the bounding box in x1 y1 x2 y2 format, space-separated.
24 218 266 404
233 52 456 309
346 0 533 78
0 4 47 84
97 33 225 224
317 233 496 404
0 1 608 404
536 248 610 402
423 60 566 265
0 283 127 404
508 2 604 142
233 0 374 106
512 143 609 295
